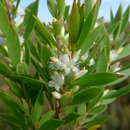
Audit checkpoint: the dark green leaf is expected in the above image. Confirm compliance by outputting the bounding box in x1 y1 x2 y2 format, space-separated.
31 90 43 123
0 113 26 128
39 119 63 130
0 62 13 77
63 113 80 124
40 111 55 126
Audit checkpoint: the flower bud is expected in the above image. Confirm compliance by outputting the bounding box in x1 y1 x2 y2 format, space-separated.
52 91 62 99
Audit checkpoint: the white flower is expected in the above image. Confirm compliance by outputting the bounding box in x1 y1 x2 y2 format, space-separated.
52 91 61 99
110 50 118 61
48 72 64 91
89 58 95 66
81 52 88 61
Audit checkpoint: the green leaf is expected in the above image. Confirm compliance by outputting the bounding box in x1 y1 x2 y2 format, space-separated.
39 119 63 130
103 84 130 99
64 5 70 20
10 74 47 90
89 105 107 116
40 111 55 126
80 25 104 56
23 0 39 40
73 87 103 104
5 79 22 98
63 113 80 124
96 37 110 72
39 44 52 64
34 16 56 46
0 62 13 77
71 73 118 87
0 113 26 128
57 0 65 17
0 92 25 117
0 2 20 66
31 90 43 123
69 0 80 44
77 0 101 48
120 6 130 33
84 0 94 18
47 0 57 17
117 44 130 60
83 115 111 129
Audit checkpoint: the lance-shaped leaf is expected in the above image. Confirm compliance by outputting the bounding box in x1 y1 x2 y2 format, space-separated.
84 0 94 18
117 44 130 60
39 111 55 126
47 0 57 17
10 74 47 90
0 2 20 66
120 6 130 33
57 0 65 17
34 16 56 46
31 90 44 123
83 115 111 129
103 84 130 99
0 62 13 77
69 0 80 44
63 113 80 124
80 25 104 56
39 119 63 130
23 0 39 40
0 113 26 128
77 0 101 48
73 87 103 104
71 73 118 87
0 92 25 117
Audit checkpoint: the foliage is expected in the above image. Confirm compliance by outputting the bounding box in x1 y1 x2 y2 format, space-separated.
0 0 130 129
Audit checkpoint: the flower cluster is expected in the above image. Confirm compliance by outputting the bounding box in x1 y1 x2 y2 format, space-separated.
48 52 88 92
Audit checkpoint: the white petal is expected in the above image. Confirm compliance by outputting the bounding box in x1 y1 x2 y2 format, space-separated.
59 54 70 64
